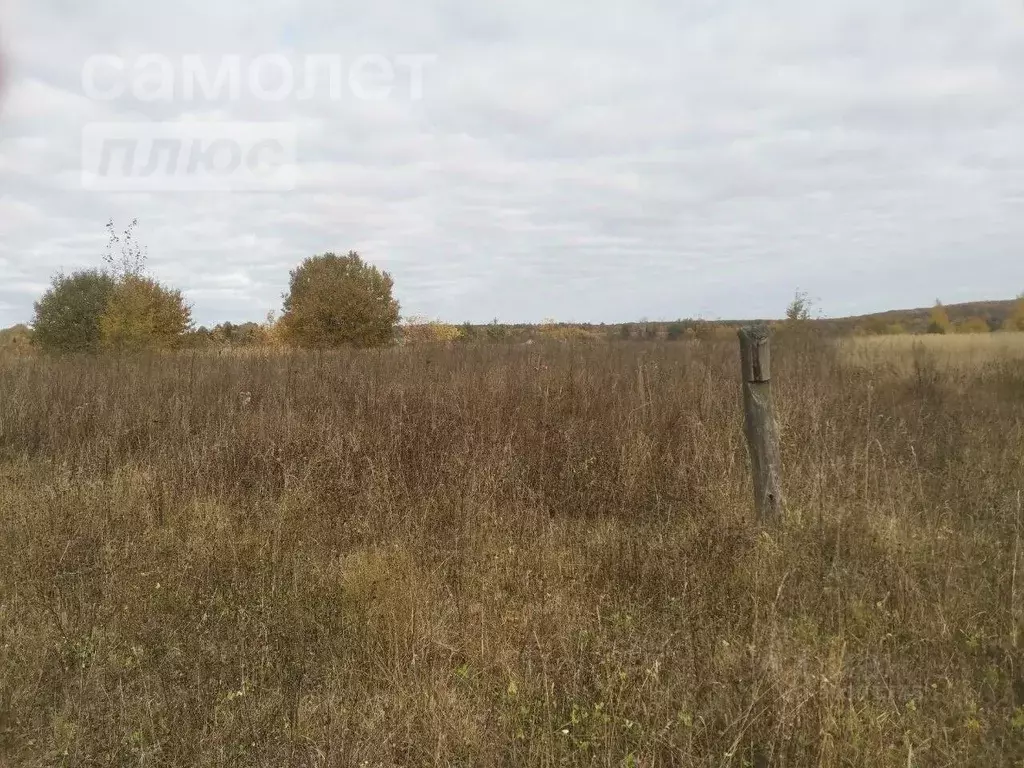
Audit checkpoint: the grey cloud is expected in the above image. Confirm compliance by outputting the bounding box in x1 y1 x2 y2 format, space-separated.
2 0 1024 327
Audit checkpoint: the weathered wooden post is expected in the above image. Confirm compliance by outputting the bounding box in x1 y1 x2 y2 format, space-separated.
738 325 783 522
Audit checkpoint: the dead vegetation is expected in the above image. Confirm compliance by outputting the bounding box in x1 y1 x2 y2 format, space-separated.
0 337 1022 766
840 331 1024 372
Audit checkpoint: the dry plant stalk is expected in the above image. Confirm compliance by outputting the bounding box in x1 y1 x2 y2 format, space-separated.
0 335 1022 766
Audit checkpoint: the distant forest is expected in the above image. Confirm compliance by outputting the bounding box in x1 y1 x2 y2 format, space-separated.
3 297 1022 354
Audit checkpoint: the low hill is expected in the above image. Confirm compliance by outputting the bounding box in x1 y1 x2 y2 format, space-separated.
825 299 1018 335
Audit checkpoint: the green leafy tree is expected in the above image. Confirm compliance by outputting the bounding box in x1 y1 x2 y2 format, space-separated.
786 290 813 323
32 269 116 354
99 275 192 352
485 318 508 342
280 251 400 348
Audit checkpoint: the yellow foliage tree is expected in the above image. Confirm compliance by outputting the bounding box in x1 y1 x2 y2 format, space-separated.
401 316 463 345
260 311 288 348
1003 295 1024 331
0 324 34 358
927 301 952 334
956 316 990 334
99 275 192 352
428 323 463 344
537 318 600 343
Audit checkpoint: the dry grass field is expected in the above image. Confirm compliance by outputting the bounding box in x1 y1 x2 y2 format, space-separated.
840 331 1024 372
1 336 1023 766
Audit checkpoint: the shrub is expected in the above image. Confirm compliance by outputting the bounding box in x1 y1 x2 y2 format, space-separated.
99 275 192 352
666 322 685 341
0 324 33 357
1003 294 1024 331
956 316 990 334
32 270 116 354
785 290 813 323
927 300 952 334
31 220 192 355
280 251 400 349
402 317 464 345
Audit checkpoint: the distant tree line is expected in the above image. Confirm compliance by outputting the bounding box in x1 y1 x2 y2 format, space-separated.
16 222 1024 355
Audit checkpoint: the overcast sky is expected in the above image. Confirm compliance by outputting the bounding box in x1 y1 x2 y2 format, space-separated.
2 0 1023 327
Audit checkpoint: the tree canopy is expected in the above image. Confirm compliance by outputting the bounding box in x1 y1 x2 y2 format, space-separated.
280 251 400 348
30 220 191 354
32 270 117 354
99 275 192 352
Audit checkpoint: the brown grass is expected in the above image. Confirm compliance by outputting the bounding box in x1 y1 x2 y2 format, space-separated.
840 331 1024 372
1 338 1022 766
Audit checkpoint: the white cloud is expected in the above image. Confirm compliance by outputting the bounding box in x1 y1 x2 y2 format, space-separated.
2 0 1024 327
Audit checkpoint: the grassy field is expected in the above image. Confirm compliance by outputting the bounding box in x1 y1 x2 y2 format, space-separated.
1 337 1022 766
840 331 1024 372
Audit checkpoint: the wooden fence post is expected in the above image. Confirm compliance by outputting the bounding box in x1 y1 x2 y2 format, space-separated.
738 325 783 522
